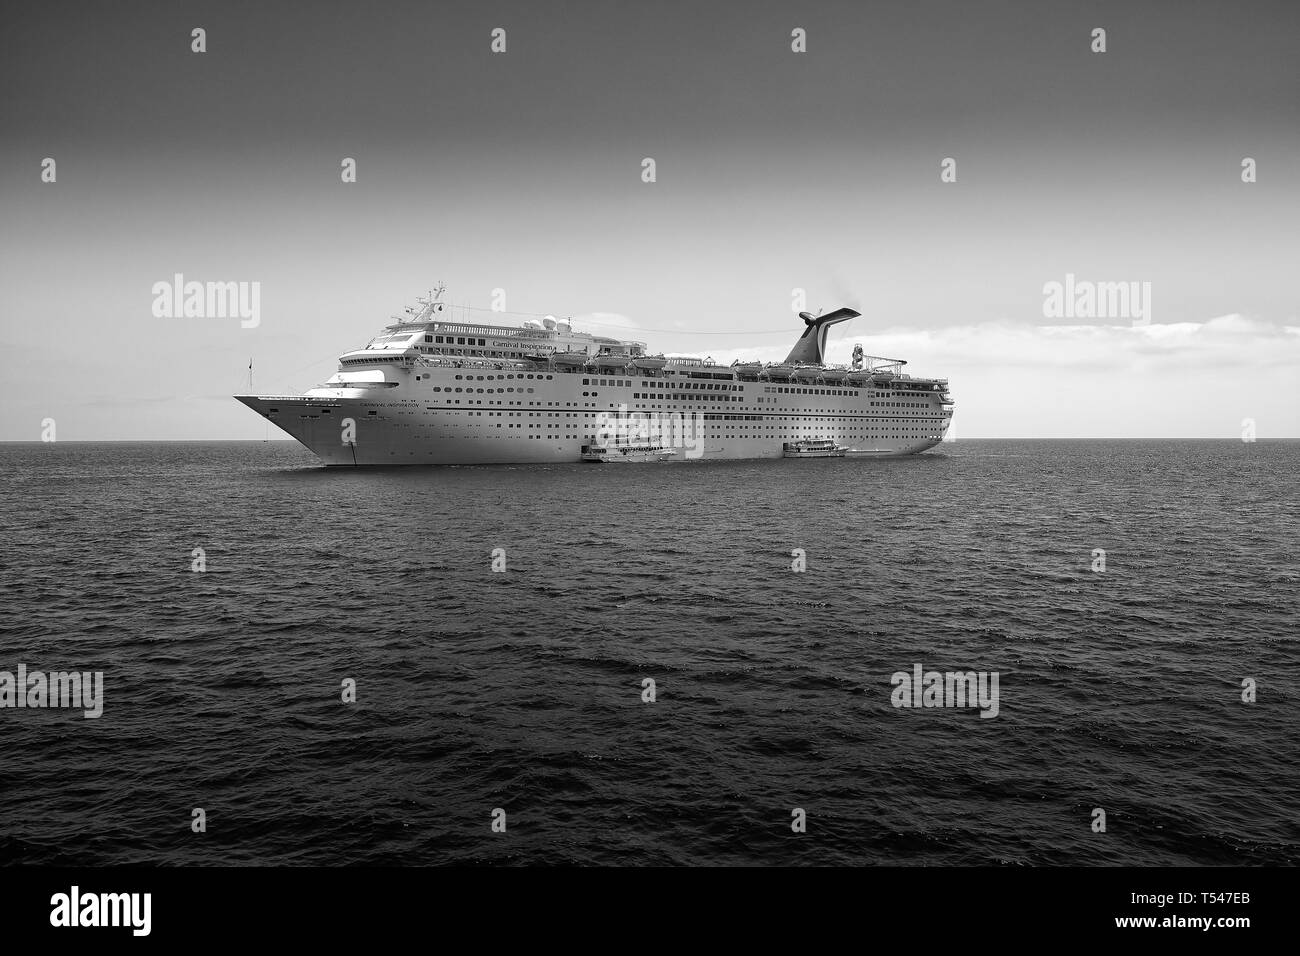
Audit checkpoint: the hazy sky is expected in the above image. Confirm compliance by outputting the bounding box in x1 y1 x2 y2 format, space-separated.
2 0 1296 439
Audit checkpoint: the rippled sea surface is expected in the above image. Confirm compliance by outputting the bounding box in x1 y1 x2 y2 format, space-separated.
0 440 1296 866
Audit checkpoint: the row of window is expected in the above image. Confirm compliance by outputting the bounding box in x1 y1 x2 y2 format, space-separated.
427 335 489 346
431 387 537 394
632 393 736 401
764 386 861 396
392 402 942 420
453 373 554 381
580 377 741 391
420 347 525 358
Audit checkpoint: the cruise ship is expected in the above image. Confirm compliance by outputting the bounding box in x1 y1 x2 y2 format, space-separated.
235 286 953 465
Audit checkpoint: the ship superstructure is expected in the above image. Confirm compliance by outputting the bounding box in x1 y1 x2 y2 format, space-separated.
235 287 953 465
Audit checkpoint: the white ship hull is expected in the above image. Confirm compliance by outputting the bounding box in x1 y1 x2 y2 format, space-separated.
236 292 952 466
236 381 949 466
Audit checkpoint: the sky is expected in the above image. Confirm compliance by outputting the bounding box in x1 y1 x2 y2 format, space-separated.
1 0 1296 439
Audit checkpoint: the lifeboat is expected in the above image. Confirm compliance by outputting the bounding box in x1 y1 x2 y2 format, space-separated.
820 367 848 383
633 354 668 370
552 350 589 365
732 361 764 376
765 363 797 380
792 365 822 382
593 352 632 369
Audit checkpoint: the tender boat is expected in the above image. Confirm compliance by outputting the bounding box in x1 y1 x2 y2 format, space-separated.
581 442 674 462
783 438 847 458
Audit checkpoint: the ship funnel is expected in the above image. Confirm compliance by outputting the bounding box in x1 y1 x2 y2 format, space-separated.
783 307 861 365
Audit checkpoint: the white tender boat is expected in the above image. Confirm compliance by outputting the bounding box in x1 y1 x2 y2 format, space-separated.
581 442 674 462
783 439 847 458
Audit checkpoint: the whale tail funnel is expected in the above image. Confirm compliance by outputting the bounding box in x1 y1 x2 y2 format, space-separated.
783 307 861 365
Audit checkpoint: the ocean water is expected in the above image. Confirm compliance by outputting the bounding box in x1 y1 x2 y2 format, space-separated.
0 439 1296 866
